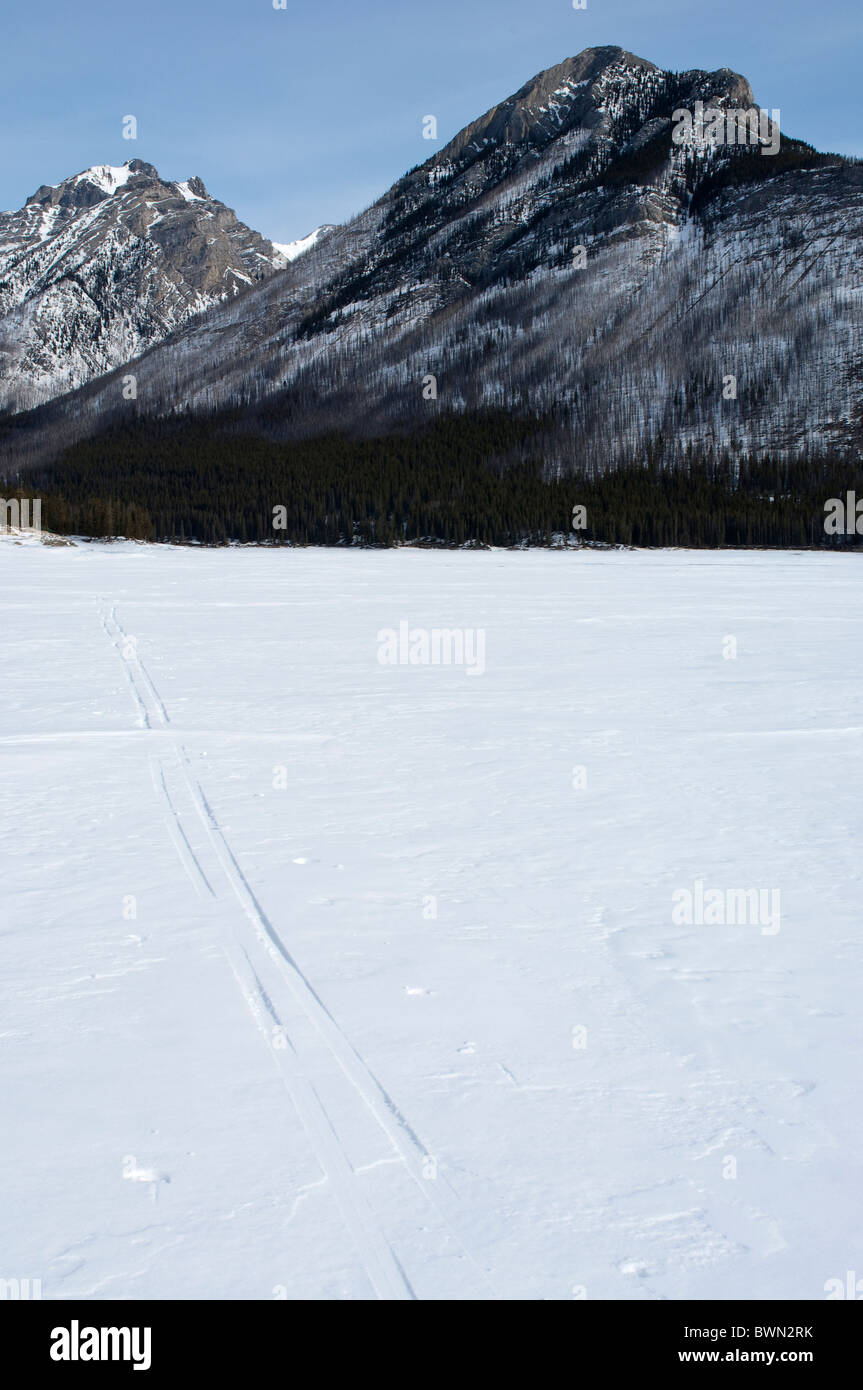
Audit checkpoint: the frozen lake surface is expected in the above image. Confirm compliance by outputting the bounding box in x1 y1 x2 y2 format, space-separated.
1 541 861 1300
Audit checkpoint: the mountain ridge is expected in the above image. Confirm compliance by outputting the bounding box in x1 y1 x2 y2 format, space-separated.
3 46 861 475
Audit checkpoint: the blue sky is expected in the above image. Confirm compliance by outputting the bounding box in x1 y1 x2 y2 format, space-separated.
3 0 860 241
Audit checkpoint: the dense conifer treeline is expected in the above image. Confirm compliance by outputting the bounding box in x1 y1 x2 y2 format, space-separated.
3 411 861 549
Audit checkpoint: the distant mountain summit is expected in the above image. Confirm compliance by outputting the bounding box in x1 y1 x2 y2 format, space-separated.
0 160 306 412
427 46 753 162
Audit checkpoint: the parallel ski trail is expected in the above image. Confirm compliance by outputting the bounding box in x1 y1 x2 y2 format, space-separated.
100 601 498 1299
223 945 416 1301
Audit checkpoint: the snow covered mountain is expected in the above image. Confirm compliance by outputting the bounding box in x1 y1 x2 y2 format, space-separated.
4 48 863 468
0 161 306 413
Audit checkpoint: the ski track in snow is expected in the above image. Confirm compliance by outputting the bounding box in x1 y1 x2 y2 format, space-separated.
98 602 494 1301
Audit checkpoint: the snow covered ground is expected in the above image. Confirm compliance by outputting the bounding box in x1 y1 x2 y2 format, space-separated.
1 541 861 1301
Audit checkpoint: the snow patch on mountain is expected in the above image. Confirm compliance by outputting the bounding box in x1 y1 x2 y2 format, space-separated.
73 164 135 196
272 225 335 264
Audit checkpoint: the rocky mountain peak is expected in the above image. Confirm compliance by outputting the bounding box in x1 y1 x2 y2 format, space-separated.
0 160 291 413
22 161 215 212
430 47 754 172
